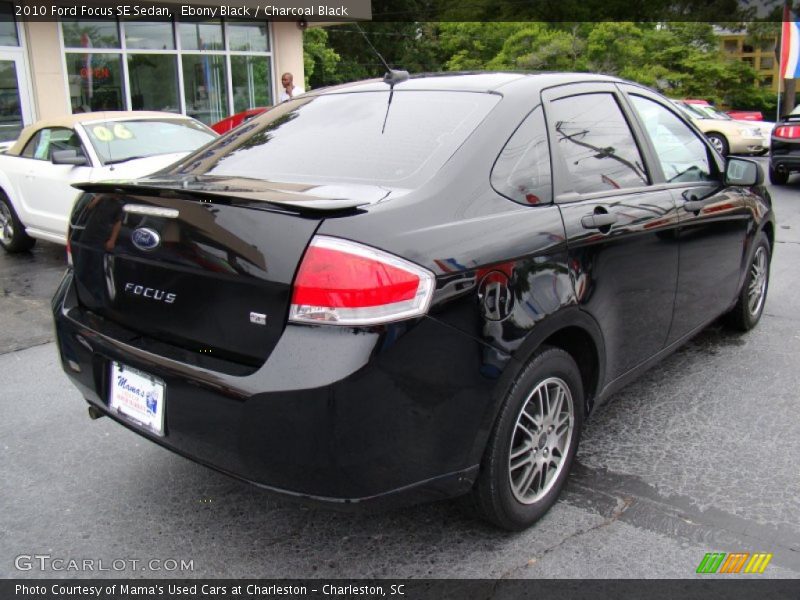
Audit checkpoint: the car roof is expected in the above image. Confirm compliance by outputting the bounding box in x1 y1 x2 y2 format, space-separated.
7 111 198 156
305 71 622 96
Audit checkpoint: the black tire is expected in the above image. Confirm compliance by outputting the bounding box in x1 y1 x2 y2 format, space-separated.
725 232 770 331
769 165 789 185
706 133 729 157
472 346 584 531
0 191 35 253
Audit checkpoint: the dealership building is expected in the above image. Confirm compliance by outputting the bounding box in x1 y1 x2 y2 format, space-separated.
0 1 306 142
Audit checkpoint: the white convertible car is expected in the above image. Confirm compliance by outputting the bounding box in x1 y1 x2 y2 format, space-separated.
0 111 218 253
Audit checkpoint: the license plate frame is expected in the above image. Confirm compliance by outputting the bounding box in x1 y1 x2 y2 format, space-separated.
108 361 166 437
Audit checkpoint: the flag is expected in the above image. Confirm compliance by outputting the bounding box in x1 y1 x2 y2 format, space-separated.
780 3 800 79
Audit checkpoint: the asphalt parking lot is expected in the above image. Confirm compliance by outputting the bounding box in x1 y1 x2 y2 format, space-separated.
2 160 799 579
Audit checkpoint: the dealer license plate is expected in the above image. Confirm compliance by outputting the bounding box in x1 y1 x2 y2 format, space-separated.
109 362 165 436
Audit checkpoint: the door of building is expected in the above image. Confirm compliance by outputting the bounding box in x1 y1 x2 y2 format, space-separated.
0 52 33 143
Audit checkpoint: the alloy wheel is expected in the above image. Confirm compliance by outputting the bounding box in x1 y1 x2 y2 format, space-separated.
0 201 13 244
747 246 768 316
508 377 574 504
709 136 725 155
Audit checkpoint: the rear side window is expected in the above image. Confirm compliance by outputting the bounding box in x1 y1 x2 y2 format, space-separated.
20 132 41 158
630 95 715 184
172 91 500 189
492 105 552 205
549 93 648 195
20 127 84 161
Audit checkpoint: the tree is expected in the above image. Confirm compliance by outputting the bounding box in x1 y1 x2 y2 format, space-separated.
438 23 527 71
302 20 778 111
312 0 447 88
488 25 587 71
586 22 648 78
303 28 341 90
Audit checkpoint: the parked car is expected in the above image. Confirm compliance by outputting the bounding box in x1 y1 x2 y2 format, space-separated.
54 73 774 530
672 100 767 156
0 111 218 253
726 110 764 121
683 99 765 122
211 107 270 134
768 105 800 184
686 102 774 150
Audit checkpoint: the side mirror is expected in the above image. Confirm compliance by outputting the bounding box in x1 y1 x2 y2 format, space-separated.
51 149 89 166
725 157 762 186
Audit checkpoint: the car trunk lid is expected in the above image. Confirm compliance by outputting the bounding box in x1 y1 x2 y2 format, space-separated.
68 180 375 368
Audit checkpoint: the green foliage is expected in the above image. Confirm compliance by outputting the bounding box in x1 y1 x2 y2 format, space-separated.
311 16 446 88
303 28 341 90
304 20 781 110
488 25 587 71
438 23 526 70
586 22 646 77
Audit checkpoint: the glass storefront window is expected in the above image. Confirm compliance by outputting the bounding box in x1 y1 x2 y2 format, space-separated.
0 2 19 46
179 20 223 51
182 54 228 125
227 22 269 52
0 60 23 140
66 53 124 112
62 19 120 49
231 55 271 112
128 54 179 112
123 20 175 50
60 17 273 120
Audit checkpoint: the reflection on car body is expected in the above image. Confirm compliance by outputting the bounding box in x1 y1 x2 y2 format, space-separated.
0 111 217 252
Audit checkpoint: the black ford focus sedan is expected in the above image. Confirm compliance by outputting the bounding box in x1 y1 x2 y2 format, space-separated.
769 106 800 185
53 73 774 530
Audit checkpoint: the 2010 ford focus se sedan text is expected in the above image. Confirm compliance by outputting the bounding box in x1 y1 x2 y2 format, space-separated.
53 73 775 530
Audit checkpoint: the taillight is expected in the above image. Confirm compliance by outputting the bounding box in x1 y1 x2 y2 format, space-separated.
66 235 72 266
289 236 435 326
774 125 800 139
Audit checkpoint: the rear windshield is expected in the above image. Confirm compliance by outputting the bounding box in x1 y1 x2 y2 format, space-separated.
85 119 217 165
170 91 500 188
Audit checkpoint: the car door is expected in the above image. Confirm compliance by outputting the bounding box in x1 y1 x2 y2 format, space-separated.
542 82 680 381
621 86 751 343
17 127 94 238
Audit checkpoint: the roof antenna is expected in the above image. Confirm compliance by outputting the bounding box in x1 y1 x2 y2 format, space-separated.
352 23 408 134
352 22 409 87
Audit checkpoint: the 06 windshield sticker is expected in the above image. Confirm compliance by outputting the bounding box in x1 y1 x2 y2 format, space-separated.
90 124 135 142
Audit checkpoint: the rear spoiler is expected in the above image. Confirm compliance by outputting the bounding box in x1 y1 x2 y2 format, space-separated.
73 181 372 214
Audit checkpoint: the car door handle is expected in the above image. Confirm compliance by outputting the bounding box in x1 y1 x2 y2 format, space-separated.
581 213 618 229
682 191 706 212
683 199 705 212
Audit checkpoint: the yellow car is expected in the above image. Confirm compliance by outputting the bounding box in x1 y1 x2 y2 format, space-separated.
672 100 767 156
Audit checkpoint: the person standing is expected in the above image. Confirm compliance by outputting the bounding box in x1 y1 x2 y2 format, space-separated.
279 72 304 102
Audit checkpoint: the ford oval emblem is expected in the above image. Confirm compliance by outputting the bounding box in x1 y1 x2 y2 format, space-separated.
131 227 161 251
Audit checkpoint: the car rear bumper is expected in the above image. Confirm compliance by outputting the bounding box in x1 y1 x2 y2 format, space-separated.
52 271 497 508
770 146 800 171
